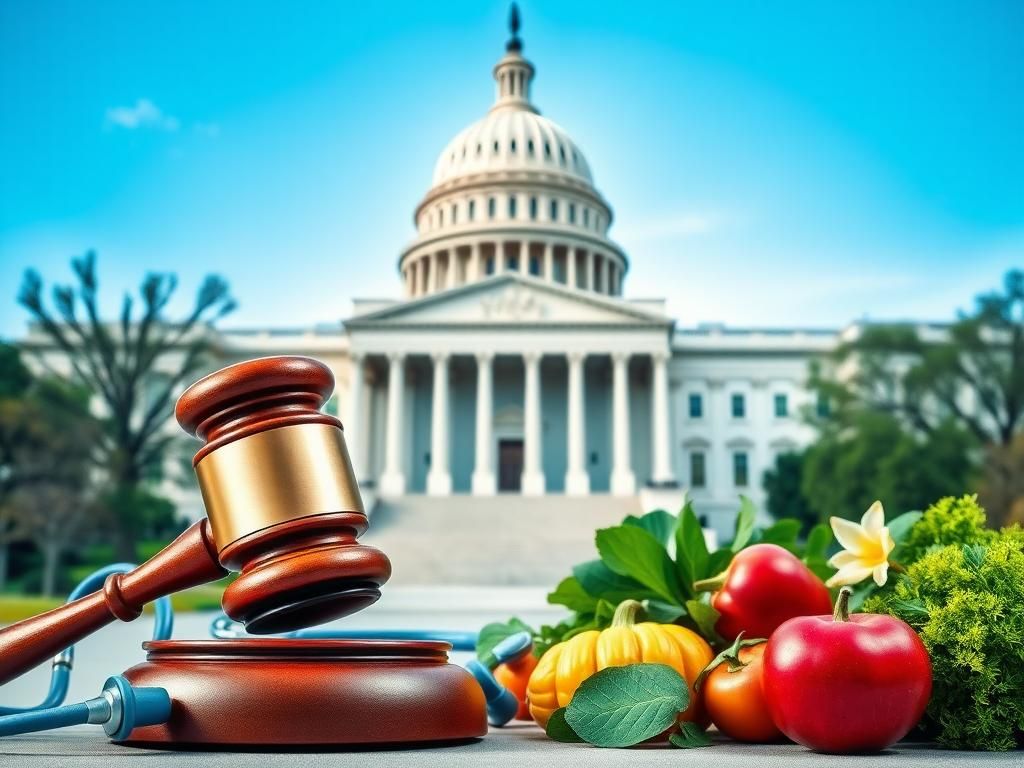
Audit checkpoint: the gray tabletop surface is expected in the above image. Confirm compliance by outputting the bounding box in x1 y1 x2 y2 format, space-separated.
0 724 1018 767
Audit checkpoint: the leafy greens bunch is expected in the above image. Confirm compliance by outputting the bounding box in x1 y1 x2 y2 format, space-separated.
479 497 835 659
866 496 1024 751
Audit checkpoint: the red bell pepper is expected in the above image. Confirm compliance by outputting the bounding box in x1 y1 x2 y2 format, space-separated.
694 543 832 641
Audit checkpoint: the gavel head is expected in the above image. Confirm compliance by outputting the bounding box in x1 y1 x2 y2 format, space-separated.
175 355 391 634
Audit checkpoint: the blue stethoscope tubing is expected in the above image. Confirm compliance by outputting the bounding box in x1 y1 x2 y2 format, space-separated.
0 564 173 716
207 615 478 650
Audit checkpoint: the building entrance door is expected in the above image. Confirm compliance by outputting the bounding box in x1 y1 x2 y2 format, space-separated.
498 439 524 492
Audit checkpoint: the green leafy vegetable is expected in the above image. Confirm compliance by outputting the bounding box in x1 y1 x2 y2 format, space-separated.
669 721 712 748
684 598 721 644
674 502 709 591
757 518 801 552
545 708 584 743
730 495 758 552
624 509 677 549
564 663 689 748
547 576 599 613
596 525 683 604
573 559 656 604
898 494 993 564
866 528 1024 751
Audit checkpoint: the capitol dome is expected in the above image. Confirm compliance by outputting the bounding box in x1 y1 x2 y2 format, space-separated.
398 6 628 300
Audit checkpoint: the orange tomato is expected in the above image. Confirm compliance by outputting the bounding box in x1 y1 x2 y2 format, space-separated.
493 652 539 720
702 641 783 743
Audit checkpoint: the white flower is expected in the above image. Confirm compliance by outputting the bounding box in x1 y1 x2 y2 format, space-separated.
826 501 896 588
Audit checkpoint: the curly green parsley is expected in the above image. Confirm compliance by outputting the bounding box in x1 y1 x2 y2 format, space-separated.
867 530 1024 751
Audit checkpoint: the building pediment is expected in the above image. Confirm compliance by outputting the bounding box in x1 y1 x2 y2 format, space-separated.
345 274 670 329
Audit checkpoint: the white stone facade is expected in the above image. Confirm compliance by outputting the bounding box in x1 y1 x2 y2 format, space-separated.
18 21 847 541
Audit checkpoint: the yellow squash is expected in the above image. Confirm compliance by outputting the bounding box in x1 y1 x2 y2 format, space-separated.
527 599 714 728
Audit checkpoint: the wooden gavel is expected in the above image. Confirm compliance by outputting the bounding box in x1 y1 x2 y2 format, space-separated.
0 356 391 686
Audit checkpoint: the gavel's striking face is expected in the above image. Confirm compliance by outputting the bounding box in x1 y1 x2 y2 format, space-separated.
175 356 391 633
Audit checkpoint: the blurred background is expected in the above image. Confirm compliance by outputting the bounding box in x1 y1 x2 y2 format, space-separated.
0 0 1021 625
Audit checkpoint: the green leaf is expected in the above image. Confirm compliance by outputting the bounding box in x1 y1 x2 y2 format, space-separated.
669 721 712 748
476 617 533 661
546 708 584 743
564 663 690 748
888 510 924 560
730 496 758 552
684 598 721 643
624 509 677 549
596 525 684 604
674 502 709 590
706 548 735 576
547 576 599 613
758 519 801 552
646 600 686 623
574 560 658 603
804 523 833 561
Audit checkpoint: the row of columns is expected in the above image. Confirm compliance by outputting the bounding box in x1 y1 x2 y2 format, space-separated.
401 241 623 299
368 349 674 498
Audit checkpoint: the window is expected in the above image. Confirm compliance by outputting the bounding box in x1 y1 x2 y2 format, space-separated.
549 199 559 221
493 140 499 154
559 145 566 165
688 393 703 418
508 195 517 219
774 393 789 418
507 257 518 271
485 257 495 275
476 143 482 156
488 197 496 219
816 394 831 419
544 141 551 158
595 214 602 231
733 452 749 487
529 196 538 220
450 204 457 225
468 199 476 221
529 257 540 276
690 452 706 488
568 203 576 224
510 139 517 154
731 393 746 419
527 139 535 155
583 208 590 226
438 208 444 226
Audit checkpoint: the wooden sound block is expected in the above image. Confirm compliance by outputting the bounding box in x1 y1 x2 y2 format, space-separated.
119 639 488 747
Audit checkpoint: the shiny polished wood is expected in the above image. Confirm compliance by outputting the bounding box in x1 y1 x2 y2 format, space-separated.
121 640 488 746
0 521 226 686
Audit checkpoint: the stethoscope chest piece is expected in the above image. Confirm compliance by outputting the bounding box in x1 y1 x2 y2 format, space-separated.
117 639 487 746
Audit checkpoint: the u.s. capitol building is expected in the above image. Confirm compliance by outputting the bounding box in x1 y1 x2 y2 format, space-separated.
26 16 864 577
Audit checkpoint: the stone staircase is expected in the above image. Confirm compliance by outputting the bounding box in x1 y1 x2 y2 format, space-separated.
362 495 642 587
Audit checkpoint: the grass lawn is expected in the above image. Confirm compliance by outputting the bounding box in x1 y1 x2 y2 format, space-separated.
0 583 227 623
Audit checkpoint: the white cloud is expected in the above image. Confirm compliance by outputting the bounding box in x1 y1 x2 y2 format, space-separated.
104 99 180 131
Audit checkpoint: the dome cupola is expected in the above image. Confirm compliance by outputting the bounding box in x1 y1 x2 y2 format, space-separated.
398 4 628 300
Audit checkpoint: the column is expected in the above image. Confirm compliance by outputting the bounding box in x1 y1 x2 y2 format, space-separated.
495 242 507 273
566 246 577 289
543 242 554 281
565 351 590 495
426 352 452 495
521 352 545 495
407 263 416 297
520 241 531 274
428 253 440 293
609 262 618 296
598 256 609 295
610 352 636 495
470 242 482 282
346 352 366 481
419 255 429 295
380 352 406 497
584 251 594 291
650 351 676 485
445 251 458 291
472 352 496 495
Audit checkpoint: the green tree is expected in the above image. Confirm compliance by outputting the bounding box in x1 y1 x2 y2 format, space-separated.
763 451 817 532
18 251 235 560
0 343 35 589
801 411 977 521
811 269 1022 524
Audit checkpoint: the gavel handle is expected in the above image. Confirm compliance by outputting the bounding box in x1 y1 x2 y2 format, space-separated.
0 520 227 686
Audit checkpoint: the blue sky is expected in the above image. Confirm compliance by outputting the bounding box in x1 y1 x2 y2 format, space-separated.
1 1 1021 338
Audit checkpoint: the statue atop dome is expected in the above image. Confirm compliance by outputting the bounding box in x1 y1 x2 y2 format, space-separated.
507 3 523 52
